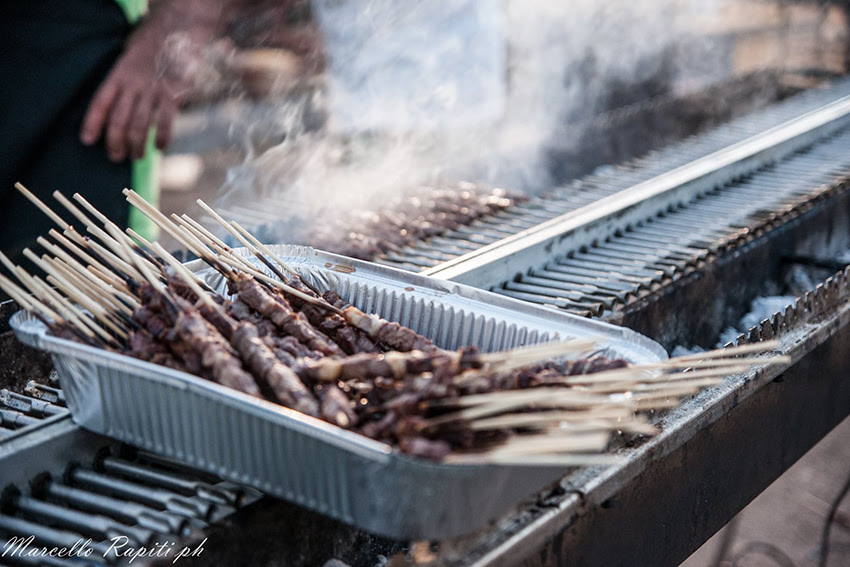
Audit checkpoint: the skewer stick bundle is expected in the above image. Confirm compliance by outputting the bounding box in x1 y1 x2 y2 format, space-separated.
0 183 793 463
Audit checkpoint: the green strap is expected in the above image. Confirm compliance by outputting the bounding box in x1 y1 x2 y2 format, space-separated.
129 130 162 241
114 0 148 24
114 0 161 240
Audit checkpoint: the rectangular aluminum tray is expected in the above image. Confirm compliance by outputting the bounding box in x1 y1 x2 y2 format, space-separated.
10 245 666 539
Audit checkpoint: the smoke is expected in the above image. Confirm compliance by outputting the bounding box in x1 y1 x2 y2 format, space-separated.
215 0 725 228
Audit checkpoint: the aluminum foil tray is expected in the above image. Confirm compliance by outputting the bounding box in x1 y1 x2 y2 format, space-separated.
10 245 666 539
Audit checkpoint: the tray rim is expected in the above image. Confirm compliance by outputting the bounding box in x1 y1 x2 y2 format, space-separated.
10 244 668 470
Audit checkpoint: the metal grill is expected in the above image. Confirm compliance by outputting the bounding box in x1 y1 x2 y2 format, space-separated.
377 77 850 271
0 378 67 439
0 437 260 566
4 75 850 567
491 129 850 316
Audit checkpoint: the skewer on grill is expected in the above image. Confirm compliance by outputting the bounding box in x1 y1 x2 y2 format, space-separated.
3 182 793 462
129 190 439 353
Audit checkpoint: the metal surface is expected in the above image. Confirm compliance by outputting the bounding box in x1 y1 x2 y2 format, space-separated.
0 417 261 566
3 78 850 566
425 94 850 286
10 246 666 540
376 77 850 272
377 88 850 566
411 123 850 326
451 268 850 567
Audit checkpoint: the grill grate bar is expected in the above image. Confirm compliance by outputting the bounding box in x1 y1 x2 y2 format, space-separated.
0 442 261 567
487 130 850 315
382 78 850 270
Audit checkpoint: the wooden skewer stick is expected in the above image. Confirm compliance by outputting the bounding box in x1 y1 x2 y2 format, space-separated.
0 252 70 324
63 228 140 283
486 430 612 456
555 355 789 386
37 238 137 311
124 189 188 242
172 216 247 267
169 218 254 271
44 255 105 300
125 227 153 249
73 193 162 271
192 201 435 348
15 183 70 230
582 377 725 395
42 260 133 336
0 274 104 346
435 386 618 409
469 412 657 435
180 214 230 249
11 185 102 272
48 230 126 290
42 273 128 342
192 201 327 304
51 192 144 280
230 221 303 281
19 273 108 343
195 199 298 287
52 192 136 266
422 388 629 429
173 219 230 256
149 241 227 317
109 227 166 293
24 249 128 341
641 355 791 371
0 270 64 328
445 453 623 467
0 272 62 324
559 364 744 386
672 340 781 361
130 226 220 298
124 191 221 271
213 250 345 314
480 338 600 371
44 255 134 318
71 192 111 225
476 406 634 423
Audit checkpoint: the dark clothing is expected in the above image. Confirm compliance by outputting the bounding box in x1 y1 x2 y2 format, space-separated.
0 0 132 268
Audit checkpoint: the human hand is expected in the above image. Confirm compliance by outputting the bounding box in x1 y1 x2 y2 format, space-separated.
80 1 224 162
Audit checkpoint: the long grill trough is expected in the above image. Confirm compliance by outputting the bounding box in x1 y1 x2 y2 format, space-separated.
3 75 850 567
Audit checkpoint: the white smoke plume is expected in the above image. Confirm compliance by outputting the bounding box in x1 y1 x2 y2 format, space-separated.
215 0 726 228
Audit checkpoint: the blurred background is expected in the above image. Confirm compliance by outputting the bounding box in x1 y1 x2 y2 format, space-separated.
157 0 850 251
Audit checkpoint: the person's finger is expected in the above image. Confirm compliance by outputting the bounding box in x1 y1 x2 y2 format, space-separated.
127 93 155 160
80 78 120 146
153 96 178 151
105 89 139 163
